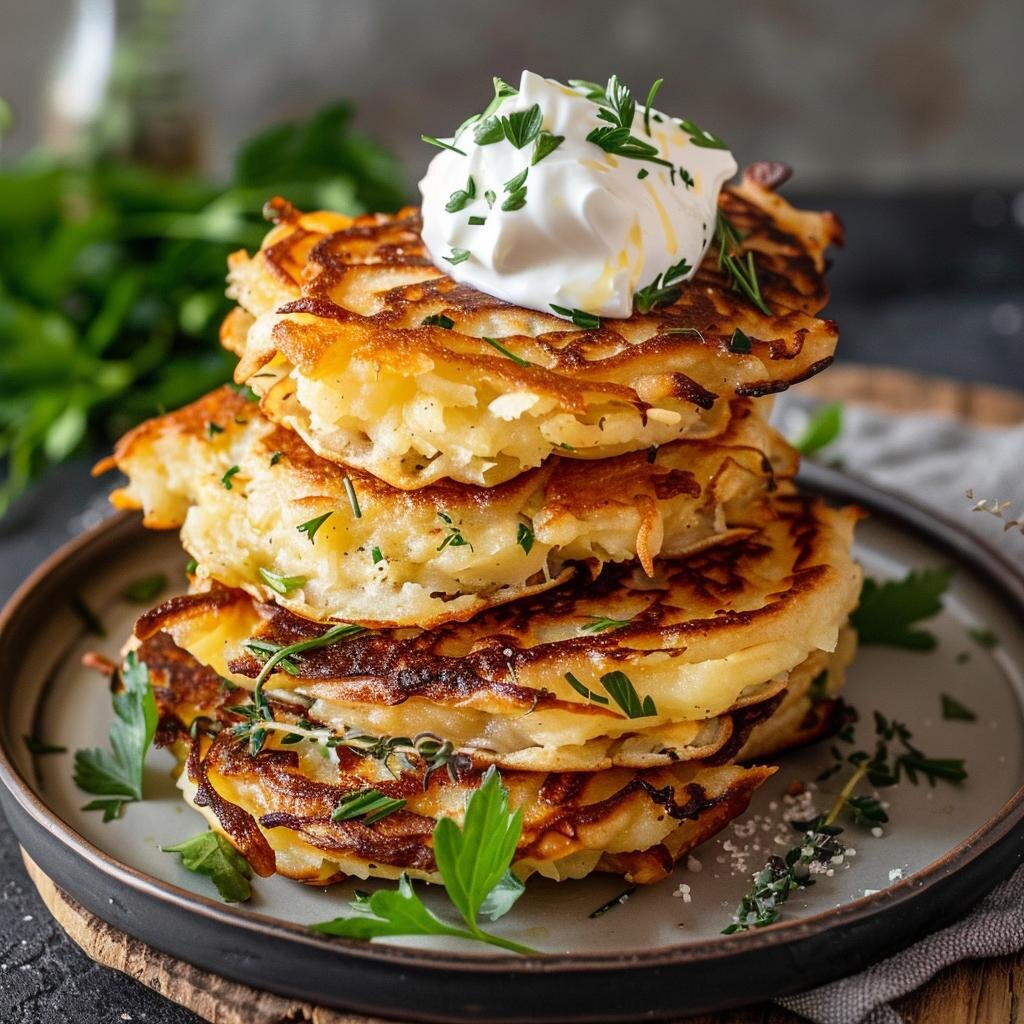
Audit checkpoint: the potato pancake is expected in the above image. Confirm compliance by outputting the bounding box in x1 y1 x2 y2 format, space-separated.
140 630 777 886
99 386 795 627
222 167 841 489
135 492 861 770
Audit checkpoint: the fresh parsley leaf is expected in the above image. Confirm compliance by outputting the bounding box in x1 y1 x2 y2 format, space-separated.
501 188 527 212
851 568 953 650
481 336 531 367
516 522 534 554
207 421 224 437
794 402 843 456
258 568 308 594
445 248 471 265
941 693 977 722
296 511 333 543
120 572 167 603
422 314 455 329
504 168 528 193
371 546 384 565
550 305 600 329
473 116 505 145
161 831 252 902
23 734 67 755
484 189 496 208
600 670 657 718
332 787 406 824
73 652 157 819
445 176 476 213
269 451 283 466
728 328 753 354
569 79 606 102
311 768 535 953
637 168 649 180
185 557 199 575
502 104 543 148
532 131 564 165
221 465 241 490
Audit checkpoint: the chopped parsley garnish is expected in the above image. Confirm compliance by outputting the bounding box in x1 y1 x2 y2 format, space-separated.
637 168 649 180
207 421 223 437
73 652 157 821
728 327 753 354
120 572 167 603
851 567 952 651
941 693 977 722
633 256 693 314
437 511 472 552
185 557 199 575
445 176 476 213
473 116 505 145
642 78 664 136
969 627 999 649
501 188 527 212
516 522 535 554
296 511 333 543
481 336 531 367
331 787 407 825
569 79 606 102
532 131 564 165
503 103 543 148
678 117 729 150
70 593 105 636
550 305 600 329
714 212 771 316
23 734 66 755
221 465 241 490
794 401 843 456
468 215 487 225
258 568 308 595
504 167 528 192
421 135 467 156
371 546 384 565
579 616 633 634
343 476 362 518
422 314 455 329
161 831 252 903
269 450 283 466
311 767 535 955
445 248 471 266
484 189 496 208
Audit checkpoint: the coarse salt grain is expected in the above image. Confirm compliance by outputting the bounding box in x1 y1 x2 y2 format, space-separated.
686 855 702 873
673 884 692 903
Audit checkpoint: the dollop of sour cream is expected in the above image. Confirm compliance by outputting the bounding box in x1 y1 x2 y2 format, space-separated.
419 70 738 320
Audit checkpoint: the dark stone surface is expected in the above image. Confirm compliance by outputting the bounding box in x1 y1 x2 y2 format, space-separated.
0 191 1021 1022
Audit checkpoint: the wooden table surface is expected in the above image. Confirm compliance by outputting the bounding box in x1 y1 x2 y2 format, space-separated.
19 365 1024 1024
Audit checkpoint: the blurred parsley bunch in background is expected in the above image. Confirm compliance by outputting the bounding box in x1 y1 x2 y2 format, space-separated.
0 103 405 514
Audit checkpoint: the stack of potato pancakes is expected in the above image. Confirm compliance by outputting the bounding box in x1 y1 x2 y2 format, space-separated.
99 165 861 888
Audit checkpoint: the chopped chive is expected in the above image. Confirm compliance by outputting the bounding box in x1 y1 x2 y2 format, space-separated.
258 568 308 595
481 336 531 367
371 546 384 565
468 215 487 226
342 477 362 518
580 616 632 634
550 304 601 330
221 465 241 490
445 248 471 265
422 314 455 329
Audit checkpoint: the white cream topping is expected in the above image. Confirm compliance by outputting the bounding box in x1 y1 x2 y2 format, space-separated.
419 71 738 320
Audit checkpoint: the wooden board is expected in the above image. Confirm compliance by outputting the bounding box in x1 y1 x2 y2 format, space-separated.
21 364 1024 1024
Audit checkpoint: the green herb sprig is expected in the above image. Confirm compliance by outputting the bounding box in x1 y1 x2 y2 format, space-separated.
852 568 952 651
162 831 252 902
74 652 157 821
634 256 693 314
714 213 771 316
311 767 535 954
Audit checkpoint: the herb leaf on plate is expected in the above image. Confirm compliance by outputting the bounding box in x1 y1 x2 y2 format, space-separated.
73 651 157 820
793 401 843 456
311 766 536 954
851 568 953 650
161 831 253 902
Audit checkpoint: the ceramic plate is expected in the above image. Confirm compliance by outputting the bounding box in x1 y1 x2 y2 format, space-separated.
1 464 1022 1023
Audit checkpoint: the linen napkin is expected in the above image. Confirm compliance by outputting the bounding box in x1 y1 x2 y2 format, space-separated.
773 395 1024 1024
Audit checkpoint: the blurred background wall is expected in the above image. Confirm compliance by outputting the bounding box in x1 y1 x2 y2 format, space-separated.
3 0 1024 194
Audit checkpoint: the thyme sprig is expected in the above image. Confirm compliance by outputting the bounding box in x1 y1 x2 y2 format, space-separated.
714 212 771 316
724 709 966 932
